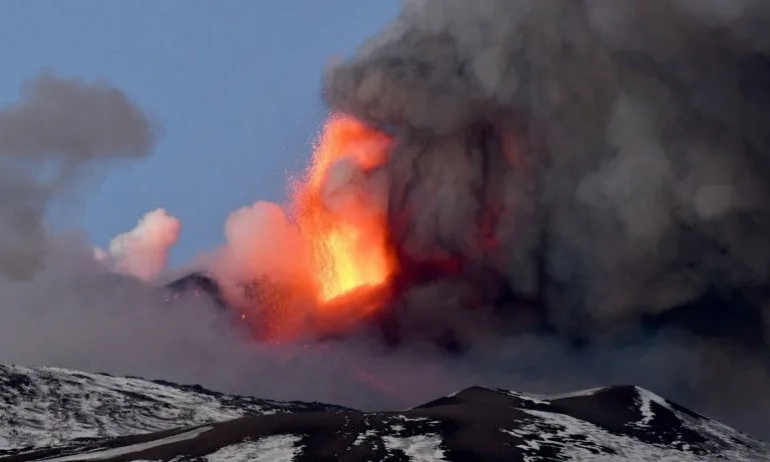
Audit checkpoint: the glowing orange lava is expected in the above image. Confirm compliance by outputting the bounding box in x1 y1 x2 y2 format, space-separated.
291 114 396 310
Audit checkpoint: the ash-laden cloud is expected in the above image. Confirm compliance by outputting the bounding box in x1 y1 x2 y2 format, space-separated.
325 0 770 340
319 0 770 437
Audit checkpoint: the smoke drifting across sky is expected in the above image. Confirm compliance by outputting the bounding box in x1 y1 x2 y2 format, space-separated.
0 73 155 280
2 0 770 442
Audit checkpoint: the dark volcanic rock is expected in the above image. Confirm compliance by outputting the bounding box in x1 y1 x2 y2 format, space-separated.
1 367 766 461
161 272 227 309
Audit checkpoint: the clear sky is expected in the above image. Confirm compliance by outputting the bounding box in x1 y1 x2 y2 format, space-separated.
0 1 399 266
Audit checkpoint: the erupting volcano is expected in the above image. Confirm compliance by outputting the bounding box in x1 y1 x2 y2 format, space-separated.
233 115 399 342
5 0 770 447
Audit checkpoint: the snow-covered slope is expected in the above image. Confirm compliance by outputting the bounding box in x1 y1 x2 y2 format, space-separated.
1 367 767 461
0 365 346 454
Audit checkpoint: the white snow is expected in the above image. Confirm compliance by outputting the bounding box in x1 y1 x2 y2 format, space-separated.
645 388 770 459
204 434 303 462
502 390 550 405
352 429 377 446
393 415 430 423
634 387 657 427
0 365 297 450
499 387 606 407
382 434 446 461
522 387 604 402
504 409 706 462
505 406 769 462
3 369 766 462
39 426 212 461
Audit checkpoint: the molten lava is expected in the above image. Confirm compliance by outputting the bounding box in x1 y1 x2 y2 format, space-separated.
291 114 396 319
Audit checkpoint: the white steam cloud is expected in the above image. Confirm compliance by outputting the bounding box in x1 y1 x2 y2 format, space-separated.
200 201 310 305
104 208 181 282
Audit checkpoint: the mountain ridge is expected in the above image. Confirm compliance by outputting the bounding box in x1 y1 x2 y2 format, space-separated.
0 364 346 455
0 365 767 461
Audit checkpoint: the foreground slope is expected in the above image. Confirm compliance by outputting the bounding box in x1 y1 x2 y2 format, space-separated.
0 365 346 454
0 367 766 461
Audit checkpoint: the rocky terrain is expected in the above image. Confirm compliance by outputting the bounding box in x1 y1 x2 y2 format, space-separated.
0 366 767 461
0 365 345 456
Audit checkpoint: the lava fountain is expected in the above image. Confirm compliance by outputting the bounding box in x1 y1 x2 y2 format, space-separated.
292 114 396 303
247 114 398 341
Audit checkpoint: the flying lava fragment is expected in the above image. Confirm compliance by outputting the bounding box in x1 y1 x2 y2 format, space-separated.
240 114 398 341
292 115 396 303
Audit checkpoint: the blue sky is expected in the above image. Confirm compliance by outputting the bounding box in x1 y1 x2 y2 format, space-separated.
0 1 399 266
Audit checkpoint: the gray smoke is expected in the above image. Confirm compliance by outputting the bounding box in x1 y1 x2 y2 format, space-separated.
0 72 156 279
325 0 770 336
322 0 770 437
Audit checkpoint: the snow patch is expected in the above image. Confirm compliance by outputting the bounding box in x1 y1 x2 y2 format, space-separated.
382 434 446 461
502 390 549 405
526 387 604 402
500 387 605 406
393 415 431 423
634 387 657 427
506 408 768 462
0 365 316 451
40 426 212 461
204 434 303 462
352 429 377 446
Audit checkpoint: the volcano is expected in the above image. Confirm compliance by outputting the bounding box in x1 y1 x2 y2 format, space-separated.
114 0 770 443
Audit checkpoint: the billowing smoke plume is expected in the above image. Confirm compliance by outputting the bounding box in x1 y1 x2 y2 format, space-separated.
202 201 310 306
106 208 181 281
0 72 155 280
325 0 770 339
319 0 770 436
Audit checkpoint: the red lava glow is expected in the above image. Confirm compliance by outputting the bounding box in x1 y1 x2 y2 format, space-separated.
281 114 397 336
